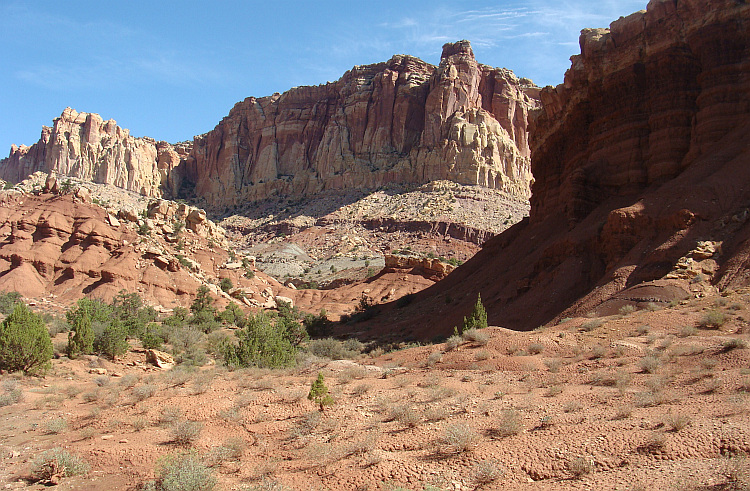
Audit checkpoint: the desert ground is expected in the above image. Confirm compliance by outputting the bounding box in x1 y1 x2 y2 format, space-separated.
1 289 748 490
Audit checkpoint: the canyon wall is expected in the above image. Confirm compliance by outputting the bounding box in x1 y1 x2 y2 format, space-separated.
371 0 750 339
0 41 539 210
184 41 538 209
530 0 750 225
0 108 189 198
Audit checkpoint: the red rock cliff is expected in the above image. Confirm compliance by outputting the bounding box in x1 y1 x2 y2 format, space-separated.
186 41 539 209
530 0 750 225
370 0 750 338
0 108 190 197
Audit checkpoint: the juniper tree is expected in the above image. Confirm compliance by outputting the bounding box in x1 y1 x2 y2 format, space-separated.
462 293 488 332
0 302 53 374
308 372 333 411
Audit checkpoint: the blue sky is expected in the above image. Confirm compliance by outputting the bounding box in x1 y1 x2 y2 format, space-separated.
0 0 647 155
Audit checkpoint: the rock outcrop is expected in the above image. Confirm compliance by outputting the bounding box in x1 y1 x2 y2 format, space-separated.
185 41 539 209
364 0 750 339
0 108 190 198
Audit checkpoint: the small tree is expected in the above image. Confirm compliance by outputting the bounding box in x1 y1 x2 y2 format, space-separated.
67 309 94 358
191 285 215 316
219 277 233 293
0 302 53 374
462 293 488 333
92 321 129 360
308 372 333 411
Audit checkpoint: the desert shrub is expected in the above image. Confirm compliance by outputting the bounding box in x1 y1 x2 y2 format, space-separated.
393 405 421 427
92 320 129 360
698 310 726 329
140 323 163 350
132 384 157 402
665 413 691 432
639 355 661 374
219 277 233 293
426 351 443 366
306 338 357 360
0 380 23 407
160 405 183 425
424 406 449 422
218 303 245 327
207 437 245 465
439 423 478 453
495 409 523 437
153 452 216 491
222 311 297 369
461 293 488 332
45 417 68 434
580 319 603 332
444 335 463 351
462 328 489 346
678 325 698 338
527 342 545 355
563 401 583 413
0 290 22 315
0 302 53 374
619 305 636 315
472 459 504 484
171 421 203 445
722 338 747 351
613 405 633 420
545 385 563 397
302 309 332 338
190 286 216 319
568 456 594 477
30 448 88 481
545 358 562 373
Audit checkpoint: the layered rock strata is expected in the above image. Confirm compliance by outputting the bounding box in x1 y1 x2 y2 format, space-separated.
0 108 189 198
366 0 750 338
185 40 539 209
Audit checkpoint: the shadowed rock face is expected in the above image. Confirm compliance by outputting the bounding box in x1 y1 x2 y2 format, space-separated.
184 41 539 209
0 108 190 198
364 0 750 339
529 0 750 225
0 42 539 211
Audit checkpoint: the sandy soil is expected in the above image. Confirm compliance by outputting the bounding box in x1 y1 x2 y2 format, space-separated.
1 290 748 490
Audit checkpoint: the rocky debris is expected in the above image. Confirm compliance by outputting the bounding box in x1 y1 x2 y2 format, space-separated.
145 349 175 369
384 254 455 280
0 108 190 197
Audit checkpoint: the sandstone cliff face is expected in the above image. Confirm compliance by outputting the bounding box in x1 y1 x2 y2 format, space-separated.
365 0 750 339
530 0 750 225
0 108 190 198
186 41 539 209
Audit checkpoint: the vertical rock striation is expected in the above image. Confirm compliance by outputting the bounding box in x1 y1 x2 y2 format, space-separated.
185 40 539 209
530 0 750 225
0 108 190 198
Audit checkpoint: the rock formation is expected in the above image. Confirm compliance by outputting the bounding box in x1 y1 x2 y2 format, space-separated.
365 0 750 339
1 42 538 211
0 108 190 198
182 41 539 209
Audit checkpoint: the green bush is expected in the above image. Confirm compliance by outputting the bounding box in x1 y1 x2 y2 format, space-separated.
303 309 332 338
0 303 53 374
306 338 358 360
154 452 216 491
190 286 215 317
92 320 129 360
0 290 22 315
219 277 233 293
31 448 88 481
222 311 297 369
